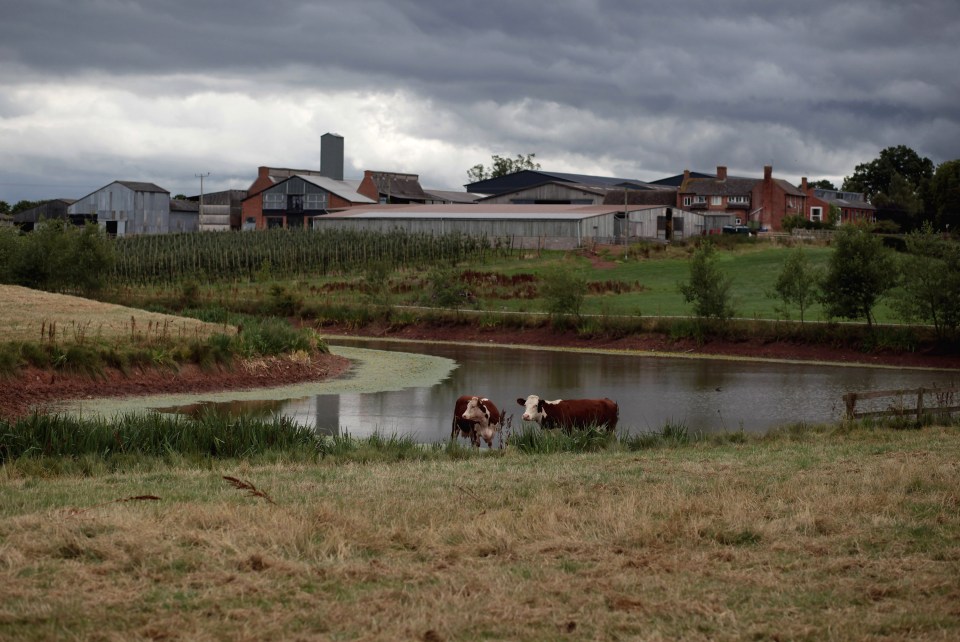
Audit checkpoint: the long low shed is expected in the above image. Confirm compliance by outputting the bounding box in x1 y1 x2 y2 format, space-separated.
313 204 710 248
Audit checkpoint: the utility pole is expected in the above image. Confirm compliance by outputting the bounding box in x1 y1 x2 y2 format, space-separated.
195 172 210 228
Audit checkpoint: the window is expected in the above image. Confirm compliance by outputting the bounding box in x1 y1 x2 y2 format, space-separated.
304 193 327 210
266 217 284 229
263 193 284 210
729 196 749 204
810 206 823 222
682 196 693 206
735 217 743 225
694 195 707 204
711 196 722 206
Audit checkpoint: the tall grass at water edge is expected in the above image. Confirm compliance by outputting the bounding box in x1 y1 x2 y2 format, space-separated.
4 410 957 475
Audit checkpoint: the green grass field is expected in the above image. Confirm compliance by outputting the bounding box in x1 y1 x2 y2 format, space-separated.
119 240 907 324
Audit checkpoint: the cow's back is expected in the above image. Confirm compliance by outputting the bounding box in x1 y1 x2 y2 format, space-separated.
550 398 618 431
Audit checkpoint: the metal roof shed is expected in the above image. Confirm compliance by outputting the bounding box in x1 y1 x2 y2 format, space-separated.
313 204 644 249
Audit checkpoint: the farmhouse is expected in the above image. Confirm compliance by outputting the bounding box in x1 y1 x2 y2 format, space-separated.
678 165 806 231
312 204 705 248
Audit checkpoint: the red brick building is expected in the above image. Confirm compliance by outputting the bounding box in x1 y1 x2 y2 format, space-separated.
677 165 806 231
241 167 374 230
800 178 875 225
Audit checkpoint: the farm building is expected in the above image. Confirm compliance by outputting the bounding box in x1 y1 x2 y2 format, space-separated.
12 198 83 231
68 181 170 237
169 199 200 233
313 204 707 248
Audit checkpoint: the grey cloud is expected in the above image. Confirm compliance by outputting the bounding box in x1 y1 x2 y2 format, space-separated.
1 0 958 202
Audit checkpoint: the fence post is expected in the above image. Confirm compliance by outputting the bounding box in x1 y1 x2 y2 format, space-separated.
916 387 925 421
844 393 857 420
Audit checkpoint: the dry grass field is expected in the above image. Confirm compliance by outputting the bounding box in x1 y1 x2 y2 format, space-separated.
0 285 230 343
2 426 959 640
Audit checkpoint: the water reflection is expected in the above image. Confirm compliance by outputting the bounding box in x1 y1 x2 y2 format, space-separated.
155 338 957 443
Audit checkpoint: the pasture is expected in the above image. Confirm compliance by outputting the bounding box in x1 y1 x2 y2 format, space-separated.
2 424 958 640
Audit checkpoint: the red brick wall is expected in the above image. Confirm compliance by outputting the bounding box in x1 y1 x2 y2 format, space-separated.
752 167 804 231
357 171 380 202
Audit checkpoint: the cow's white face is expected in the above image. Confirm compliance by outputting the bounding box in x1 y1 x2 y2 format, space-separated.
517 395 547 424
462 397 491 426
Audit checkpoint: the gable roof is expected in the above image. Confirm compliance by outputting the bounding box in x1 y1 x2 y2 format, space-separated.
464 169 658 195
320 203 663 221
295 175 376 204
115 181 168 193
170 199 200 213
812 189 876 210
648 171 716 187
365 171 428 201
422 188 483 204
680 175 758 196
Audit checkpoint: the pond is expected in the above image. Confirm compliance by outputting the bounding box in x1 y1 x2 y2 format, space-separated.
62 338 959 443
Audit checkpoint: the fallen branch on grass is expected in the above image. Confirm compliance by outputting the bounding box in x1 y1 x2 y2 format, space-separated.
223 476 276 504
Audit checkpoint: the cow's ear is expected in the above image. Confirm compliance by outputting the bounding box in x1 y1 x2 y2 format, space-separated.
516 398 525 406
538 399 545 413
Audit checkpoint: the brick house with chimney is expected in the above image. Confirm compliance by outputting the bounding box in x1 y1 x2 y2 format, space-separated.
677 165 806 232
800 178 875 225
241 133 374 230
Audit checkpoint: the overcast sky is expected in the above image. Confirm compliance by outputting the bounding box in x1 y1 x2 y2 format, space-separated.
2 0 958 203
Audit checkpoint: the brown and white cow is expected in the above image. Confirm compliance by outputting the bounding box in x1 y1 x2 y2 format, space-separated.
451 395 502 448
516 395 619 432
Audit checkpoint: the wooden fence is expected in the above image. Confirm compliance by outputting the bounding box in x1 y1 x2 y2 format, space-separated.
843 386 960 420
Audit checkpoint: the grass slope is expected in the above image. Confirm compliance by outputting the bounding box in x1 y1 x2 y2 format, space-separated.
0 284 231 343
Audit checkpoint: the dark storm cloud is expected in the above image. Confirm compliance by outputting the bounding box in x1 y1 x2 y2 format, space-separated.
1 0 958 202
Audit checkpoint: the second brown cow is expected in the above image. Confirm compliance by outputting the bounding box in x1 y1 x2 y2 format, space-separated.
516 395 619 432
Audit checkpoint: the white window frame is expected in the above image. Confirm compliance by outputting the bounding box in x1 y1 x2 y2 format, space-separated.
810 206 823 222
694 195 707 204
729 195 749 204
683 196 693 206
711 196 722 206
304 193 327 210
263 193 284 210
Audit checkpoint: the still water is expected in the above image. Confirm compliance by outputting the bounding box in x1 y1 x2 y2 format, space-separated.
154 338 957 442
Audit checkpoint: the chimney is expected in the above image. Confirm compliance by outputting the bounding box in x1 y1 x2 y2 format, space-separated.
764 165 772 180
717 165 727 181
258 166 270 179
801 177 808 191
683 169 690 182
321 132 344 181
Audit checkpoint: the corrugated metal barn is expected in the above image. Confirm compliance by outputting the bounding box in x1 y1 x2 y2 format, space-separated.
313 204 703 248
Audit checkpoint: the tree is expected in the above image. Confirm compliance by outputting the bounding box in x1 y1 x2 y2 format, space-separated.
422 265 467 311
872 172 924 216
892 224 960 339
0 201 10 215
67 222 116 295
801 179 836 190
540 266 587 320
842 145 934 200
467 153 540 183
11 200 39 215
771 247 822 323
678 241 735 321
928 159 960 232
819 226 896 328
